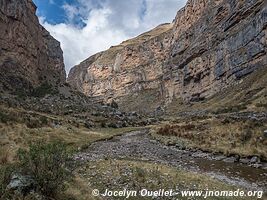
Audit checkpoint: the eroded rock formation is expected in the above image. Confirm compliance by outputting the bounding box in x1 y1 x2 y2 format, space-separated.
0 0 66 92
68 0 267 110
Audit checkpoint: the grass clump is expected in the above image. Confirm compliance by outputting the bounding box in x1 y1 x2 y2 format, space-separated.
0 165 14 198
0 111 16 124
75 159 244 200
153 118 267 159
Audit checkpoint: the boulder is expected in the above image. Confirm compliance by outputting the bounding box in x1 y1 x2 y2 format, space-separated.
250 156 260 164
8 174 35 195
223 156 239 163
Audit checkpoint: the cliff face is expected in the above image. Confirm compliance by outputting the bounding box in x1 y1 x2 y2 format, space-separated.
68 23 173 103
68 0 267 110
168 0 267 102
0 0 66 92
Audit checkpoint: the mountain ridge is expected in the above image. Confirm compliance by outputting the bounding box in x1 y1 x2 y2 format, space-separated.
67 0 267 113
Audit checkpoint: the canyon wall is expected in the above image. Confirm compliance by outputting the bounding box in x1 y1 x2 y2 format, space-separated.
0 0 66 92
68 0 267 111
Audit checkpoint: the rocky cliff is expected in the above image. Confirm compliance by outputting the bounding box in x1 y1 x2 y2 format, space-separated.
0 0 66 92
68 0 267 112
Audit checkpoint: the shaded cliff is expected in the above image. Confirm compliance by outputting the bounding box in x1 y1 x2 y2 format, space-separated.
68 0 267 112
0 0 66 92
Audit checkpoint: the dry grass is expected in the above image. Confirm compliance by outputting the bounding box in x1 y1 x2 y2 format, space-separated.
0 118 141 164
0 148 10 165
0 103 143 164
71 159 254 200
152 118 267 160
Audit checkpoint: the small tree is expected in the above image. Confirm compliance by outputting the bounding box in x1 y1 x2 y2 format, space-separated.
18 141 71 197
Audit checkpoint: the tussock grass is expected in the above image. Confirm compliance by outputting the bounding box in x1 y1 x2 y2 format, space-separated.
0 104 142 164
152 118 267 159
72 159 252 200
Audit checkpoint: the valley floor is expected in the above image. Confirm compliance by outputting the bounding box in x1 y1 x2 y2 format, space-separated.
70 129 266 200
0 99 267 199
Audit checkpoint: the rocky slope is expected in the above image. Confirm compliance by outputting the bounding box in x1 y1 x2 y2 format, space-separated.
68 0 267 112
0 0 66 92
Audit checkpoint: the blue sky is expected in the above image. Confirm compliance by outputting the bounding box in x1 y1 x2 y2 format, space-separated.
33 0 68 24
33 0 187 74
33 0 87 26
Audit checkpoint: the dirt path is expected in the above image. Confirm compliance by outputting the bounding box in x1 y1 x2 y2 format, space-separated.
75 129 267 191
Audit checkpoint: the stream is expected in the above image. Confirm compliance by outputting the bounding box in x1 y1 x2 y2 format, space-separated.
75 129 267 191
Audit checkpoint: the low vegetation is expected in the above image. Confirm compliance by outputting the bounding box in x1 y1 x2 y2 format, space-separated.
1 141 72 199
31 82 59 98
152 117 267 160
70 159 253 200
18 141 71 197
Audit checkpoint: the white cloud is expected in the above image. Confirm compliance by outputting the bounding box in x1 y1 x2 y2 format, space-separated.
39 0 187 74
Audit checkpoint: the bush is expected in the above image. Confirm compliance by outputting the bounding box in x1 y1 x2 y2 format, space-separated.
110 100 119 109
100 121 106 128
31 83 58 98
18 141 71 197
39 116 49 126
0 112 15 124
107 122 118 128
25 118 41 129
157 124 176 136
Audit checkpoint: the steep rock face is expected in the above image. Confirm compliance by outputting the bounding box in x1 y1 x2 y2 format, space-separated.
68 0 267 110
0 0 66 92
68 23 173 104
168 0 267 102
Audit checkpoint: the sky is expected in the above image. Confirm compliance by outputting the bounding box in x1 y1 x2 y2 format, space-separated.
33 0 187 74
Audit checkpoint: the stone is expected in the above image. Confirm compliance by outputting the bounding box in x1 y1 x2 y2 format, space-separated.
213 155 226 161
8 174 35 194
250 156 260 164
251 163 263 168
264 130 267 138
240 158 250 164
223 156 238 163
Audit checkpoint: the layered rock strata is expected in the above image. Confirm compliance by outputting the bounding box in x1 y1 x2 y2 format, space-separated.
68 0 267 106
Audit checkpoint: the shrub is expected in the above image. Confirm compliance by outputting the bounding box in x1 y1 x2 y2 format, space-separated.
240 129 252 144
107 122 118 128
100 121 106 128
18 141 71 197
25 118 41 129
39 116 48 126
0 112 15 124
31 83 58 98
134 167 146 183
110 100 119 109
157 124 176 136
